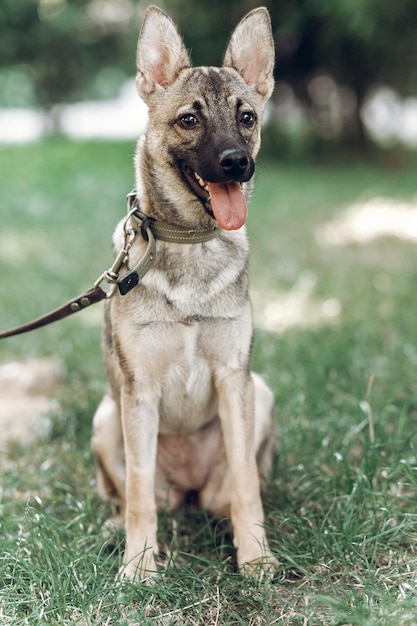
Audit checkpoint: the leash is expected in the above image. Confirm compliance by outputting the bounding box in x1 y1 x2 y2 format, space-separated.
0 191 220 340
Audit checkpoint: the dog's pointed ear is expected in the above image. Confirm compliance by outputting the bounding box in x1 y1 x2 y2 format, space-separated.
136 6 191 98
223 7 275 102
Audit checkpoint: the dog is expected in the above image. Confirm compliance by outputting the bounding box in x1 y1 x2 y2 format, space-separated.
91 5 277 581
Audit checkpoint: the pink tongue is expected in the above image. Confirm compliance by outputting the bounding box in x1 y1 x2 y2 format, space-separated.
208 182 247 230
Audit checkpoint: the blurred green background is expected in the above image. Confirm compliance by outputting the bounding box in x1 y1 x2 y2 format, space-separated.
1 0 416 153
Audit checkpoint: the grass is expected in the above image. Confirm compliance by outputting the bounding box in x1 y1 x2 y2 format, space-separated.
1 137 417 624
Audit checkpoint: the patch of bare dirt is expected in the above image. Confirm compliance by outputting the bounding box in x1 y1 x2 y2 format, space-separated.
0 357 65 451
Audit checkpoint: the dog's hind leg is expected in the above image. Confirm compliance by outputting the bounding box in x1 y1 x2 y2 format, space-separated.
200 372 275 517
91 393 126 522
252 372 276 486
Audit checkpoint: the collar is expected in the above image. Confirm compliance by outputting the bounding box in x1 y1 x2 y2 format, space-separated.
126 190 221 244
113 191 221 295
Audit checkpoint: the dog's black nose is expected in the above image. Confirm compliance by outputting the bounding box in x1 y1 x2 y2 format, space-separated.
219 148 249 179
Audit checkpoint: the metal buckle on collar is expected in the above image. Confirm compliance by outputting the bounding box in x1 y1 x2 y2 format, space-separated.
126 189 138 212
94 203 155 297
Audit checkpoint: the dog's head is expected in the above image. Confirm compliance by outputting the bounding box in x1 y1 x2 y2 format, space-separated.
136 6 275 231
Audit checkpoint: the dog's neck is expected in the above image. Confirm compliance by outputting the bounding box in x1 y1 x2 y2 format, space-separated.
127 191 221 244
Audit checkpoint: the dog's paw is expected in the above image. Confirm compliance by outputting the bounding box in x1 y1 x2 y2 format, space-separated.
101 515 125 540
239 552 279 582
119 549 158 584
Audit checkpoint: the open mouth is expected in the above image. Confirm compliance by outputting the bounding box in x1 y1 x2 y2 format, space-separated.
183 166 210 202
182 166 248 231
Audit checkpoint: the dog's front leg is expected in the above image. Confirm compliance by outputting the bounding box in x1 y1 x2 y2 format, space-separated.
120 383 159 581
216 370 278 579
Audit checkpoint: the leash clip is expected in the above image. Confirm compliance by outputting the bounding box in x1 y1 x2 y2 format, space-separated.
94 207 156 297
94 210 138 295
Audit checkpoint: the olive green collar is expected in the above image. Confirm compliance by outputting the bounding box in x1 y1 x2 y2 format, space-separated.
112 191 221 295
127 190 221 244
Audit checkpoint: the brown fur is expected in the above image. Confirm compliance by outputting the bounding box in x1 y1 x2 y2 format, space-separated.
91 5 277 581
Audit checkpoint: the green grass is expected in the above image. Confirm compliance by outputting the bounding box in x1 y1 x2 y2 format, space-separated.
1 138 417 624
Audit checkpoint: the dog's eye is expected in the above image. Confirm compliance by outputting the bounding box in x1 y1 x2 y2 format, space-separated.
179 114 199 129
240 112 255 127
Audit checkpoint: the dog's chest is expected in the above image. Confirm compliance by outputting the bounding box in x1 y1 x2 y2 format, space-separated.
158 323 217 433
110 235 252 432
